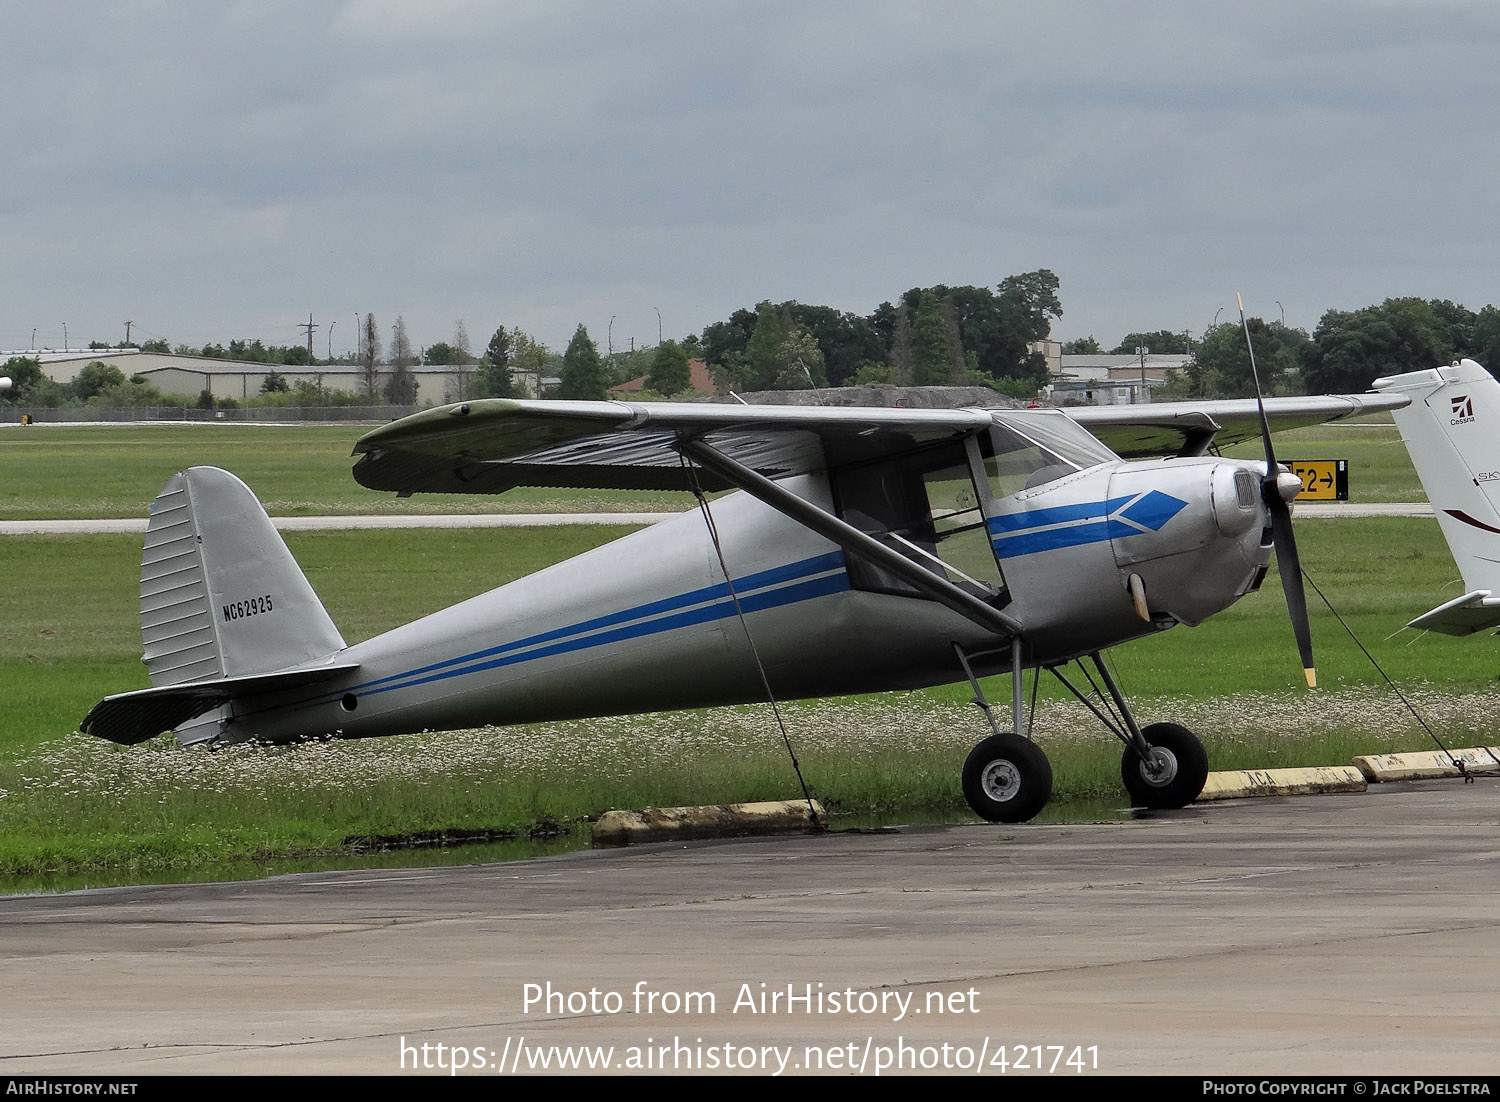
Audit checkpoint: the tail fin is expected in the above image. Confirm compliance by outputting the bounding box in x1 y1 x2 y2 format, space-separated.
141 466 345 683
84 467 354 744
1375 359 1500 634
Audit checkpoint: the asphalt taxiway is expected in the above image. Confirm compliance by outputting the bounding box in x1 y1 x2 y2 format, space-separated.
0 779 1496 1076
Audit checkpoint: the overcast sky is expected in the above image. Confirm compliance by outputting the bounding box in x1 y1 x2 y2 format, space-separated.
3 1 1497 358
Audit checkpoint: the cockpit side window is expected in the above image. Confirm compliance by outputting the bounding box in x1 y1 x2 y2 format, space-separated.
832 441 1005 600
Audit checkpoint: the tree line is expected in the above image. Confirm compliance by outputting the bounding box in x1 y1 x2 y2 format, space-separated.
0 271 1093 407
9 284 1500 410
548 271 1067 401
1069 298 1500 400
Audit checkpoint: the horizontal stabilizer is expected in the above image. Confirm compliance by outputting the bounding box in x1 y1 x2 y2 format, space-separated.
1407 591 1500 637
82 662 359 745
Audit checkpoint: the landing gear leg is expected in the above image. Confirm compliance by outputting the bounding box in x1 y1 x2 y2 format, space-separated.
955 641 1053 823
1089 657 1207 808
1049 653 1208 810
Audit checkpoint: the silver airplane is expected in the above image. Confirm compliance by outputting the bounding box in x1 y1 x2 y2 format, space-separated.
83 391 1405 822
1375 358 1500 636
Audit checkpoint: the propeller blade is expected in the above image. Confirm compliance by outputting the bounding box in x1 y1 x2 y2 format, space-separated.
1238 292 1316 687
1237 292 1277 475
1268 493 1317 687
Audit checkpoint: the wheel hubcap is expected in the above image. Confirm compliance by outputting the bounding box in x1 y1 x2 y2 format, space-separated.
980 759 1021 802
1139 745 1179 787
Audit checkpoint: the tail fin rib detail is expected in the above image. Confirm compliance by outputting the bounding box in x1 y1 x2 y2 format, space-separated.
84 466 352 745
141 466 346 683
1376 360 1500 635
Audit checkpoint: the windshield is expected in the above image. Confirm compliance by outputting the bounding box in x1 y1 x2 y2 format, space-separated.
986 409 1118 498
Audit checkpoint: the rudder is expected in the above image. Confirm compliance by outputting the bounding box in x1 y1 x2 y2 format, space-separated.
1375 359 1500 634
141 466 346 686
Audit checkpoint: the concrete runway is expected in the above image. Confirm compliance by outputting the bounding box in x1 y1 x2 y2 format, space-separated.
1 778 1496 1077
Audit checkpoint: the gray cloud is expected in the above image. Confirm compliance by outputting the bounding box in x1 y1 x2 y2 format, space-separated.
3 1 1498 355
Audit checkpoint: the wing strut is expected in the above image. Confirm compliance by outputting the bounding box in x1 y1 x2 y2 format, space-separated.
676 437 1022 639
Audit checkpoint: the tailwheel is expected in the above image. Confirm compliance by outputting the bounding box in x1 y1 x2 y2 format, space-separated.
1121 722 1208 809
962 733 1053 823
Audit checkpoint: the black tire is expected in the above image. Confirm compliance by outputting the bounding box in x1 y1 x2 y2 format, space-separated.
962 733 1053 823
1121 722 1208 809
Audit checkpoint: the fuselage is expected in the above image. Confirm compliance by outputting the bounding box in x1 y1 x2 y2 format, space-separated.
221 419 1277 745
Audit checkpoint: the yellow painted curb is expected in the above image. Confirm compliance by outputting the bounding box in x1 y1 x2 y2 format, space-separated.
1352 746 1500 782
592 799 827 848
1196 766 1367 802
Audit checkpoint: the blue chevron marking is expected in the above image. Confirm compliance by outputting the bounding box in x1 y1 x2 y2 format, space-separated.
989 491 1187 560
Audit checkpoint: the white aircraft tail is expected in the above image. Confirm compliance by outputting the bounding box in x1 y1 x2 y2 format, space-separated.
1374 359 1500 634
141 466 346 682
83 466 355 744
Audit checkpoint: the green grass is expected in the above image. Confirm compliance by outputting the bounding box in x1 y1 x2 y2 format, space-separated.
0 414 1480 885
5 518 1489 755
0 424 695 519
0 526 644 753
1221 415 1424 502
1 516 1494 883
0 688 1479 883
0 417 1428 519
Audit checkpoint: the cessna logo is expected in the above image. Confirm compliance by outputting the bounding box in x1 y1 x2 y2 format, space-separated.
1451 395 1476 424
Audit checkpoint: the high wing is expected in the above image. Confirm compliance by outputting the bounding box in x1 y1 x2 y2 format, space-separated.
1069 393 1409 459
352 393 1411 496
352 400 999 494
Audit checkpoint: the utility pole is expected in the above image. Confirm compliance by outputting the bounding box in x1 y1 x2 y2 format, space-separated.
300 313 319 357
123 320 134 346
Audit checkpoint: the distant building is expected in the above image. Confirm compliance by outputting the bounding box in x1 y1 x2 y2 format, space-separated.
1050 353 1191 405
1028 339 1062 380
609 357 718 397
9 348 469 406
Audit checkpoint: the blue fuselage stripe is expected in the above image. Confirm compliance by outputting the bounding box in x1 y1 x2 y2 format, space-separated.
986 496 1134 534
988 491 1186 559
362 572 851 698
993 519 1129 559
332 551 848 701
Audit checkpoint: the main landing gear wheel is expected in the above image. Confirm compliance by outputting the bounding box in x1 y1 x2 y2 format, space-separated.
962 733 1053 823
1121 722 1208 809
